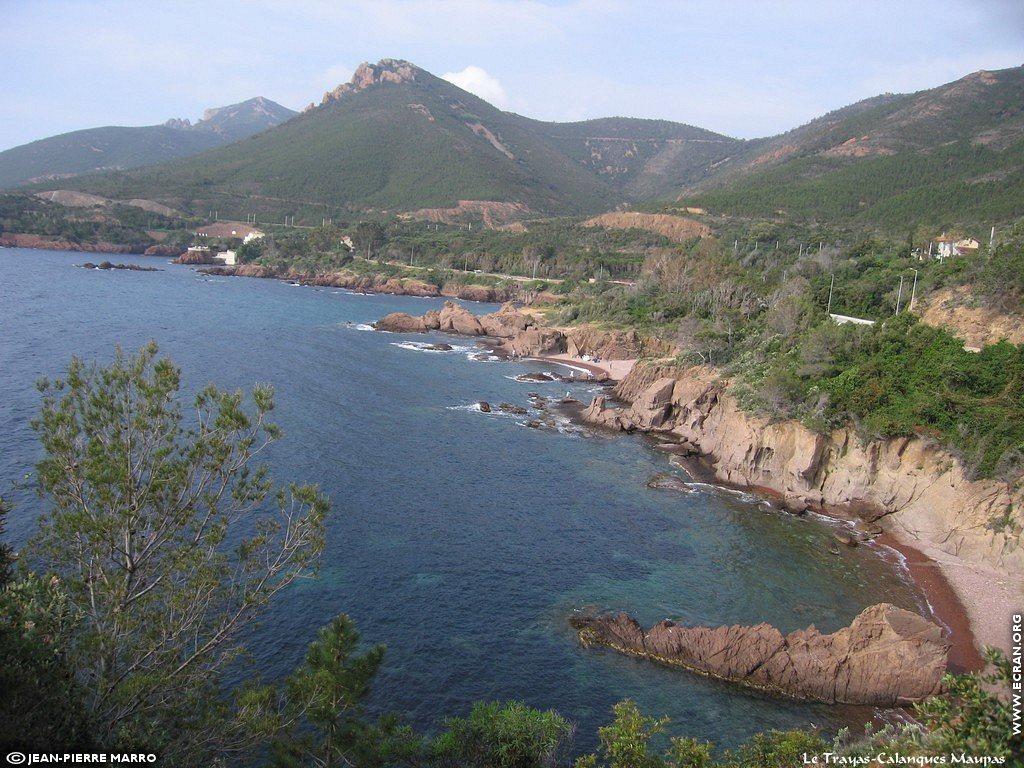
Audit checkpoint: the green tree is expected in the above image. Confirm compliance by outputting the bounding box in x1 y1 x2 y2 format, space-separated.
266 615 422 768
432 700 574 768
914 648 1023 758
25 342 330 761
0 498 95 750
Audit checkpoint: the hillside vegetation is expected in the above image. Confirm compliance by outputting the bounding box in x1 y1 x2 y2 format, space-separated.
678 67 1024 227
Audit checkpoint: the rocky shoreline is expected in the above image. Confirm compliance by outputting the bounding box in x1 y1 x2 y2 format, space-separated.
199 264 530 304
375 300 670 363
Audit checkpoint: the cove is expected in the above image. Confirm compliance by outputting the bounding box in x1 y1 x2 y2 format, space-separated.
0 249 927 752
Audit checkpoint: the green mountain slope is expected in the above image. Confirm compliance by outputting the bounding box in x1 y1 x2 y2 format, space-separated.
680 66 1024 226
527 116 741 201
47 61 621 217
0 97 296 190
41 60 740 219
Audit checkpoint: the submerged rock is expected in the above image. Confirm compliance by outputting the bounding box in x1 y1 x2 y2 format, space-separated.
572 603 949 706
516 371 561 383
833 530 860 547
646 474 693 493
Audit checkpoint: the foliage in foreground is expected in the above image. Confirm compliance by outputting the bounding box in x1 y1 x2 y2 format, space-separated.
13 343 330 760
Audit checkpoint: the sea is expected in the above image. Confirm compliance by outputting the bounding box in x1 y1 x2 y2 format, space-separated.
0 248 926 752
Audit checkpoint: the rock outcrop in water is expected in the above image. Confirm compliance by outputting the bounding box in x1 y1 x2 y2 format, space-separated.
373 301 671 363
572 604 950 705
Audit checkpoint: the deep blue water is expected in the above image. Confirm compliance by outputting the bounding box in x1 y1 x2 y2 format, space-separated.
0 249 925 752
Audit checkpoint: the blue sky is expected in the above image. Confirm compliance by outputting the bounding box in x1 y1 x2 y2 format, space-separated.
3 0 1022 152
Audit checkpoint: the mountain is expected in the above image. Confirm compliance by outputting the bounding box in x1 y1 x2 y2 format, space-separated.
22 61 1024 227
679 66 1024 226
0 97 296 189
37 60 738 219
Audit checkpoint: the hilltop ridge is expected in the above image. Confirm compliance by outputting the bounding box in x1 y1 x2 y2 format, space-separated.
0 96 297 189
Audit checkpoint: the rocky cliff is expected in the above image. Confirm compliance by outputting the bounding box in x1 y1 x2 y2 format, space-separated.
581 365 1024 580
573 604 950 706
318 59 419 107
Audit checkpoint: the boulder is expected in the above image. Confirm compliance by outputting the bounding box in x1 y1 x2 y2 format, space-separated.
516 371 560 383
477 401 491 413
507 327 567 356
833 530 860 547
481 302 533 338
374 312 428 333
573 603 949 706
438 301 485 335
782 496 809 515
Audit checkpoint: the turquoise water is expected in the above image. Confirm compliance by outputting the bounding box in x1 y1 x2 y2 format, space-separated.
0 249 924 751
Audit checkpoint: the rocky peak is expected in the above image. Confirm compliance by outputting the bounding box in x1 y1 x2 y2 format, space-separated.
163 117 192 130
319 58 420 106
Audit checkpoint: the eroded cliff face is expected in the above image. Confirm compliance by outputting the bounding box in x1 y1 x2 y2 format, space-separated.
583 365 1024 575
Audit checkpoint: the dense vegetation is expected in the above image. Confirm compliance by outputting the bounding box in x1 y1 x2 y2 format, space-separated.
545 218 1024 482
1 347 1018 763
249 217 668 282
682 139 1024 229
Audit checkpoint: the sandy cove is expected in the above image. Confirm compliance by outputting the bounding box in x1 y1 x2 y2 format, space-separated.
527 353 637 382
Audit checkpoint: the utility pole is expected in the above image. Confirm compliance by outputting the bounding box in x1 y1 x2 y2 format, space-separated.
826 274 835 315
895 274 904 314
909 268 919 312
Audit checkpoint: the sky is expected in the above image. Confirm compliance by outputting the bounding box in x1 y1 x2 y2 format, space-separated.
3 0 1023 152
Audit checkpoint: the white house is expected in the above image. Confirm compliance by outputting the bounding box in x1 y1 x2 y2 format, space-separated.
934 235 980 260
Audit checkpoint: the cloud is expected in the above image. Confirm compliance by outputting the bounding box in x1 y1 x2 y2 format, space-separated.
442 65 510 108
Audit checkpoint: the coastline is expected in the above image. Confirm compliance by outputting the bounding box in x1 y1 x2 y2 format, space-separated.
669 452 991 672
295 281 1014 677
883 535 1020 662
547 358 1002 673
